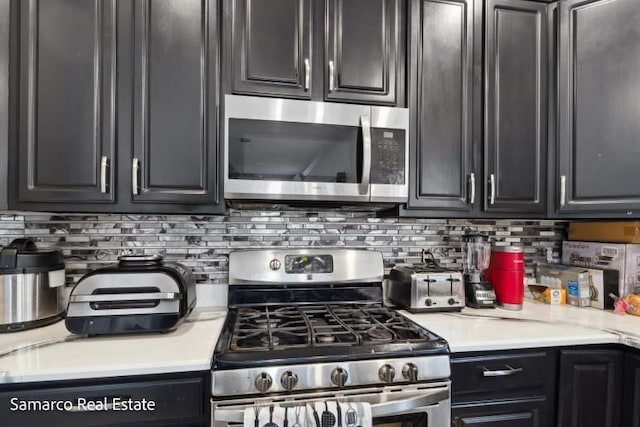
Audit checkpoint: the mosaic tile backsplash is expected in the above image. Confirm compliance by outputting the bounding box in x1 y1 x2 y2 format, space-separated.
0 211 567 287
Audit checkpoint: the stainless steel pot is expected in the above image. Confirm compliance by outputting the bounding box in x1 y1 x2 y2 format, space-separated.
0 239 66 332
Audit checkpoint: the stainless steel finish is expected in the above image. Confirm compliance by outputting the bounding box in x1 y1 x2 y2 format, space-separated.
329 60 335 91
254 372 273 394
280 371 299 391
378 364 395 384
560 174 566 207
469 172 476 204
228 249 383 286
68 292 180 303
304 58 310 90
0 269 66 326
360 115 372 195
132 158 140 195
100 156 108 194
489 173 496 205
402 363 419 382
482 365 523 377
211 381 451 426
331 367 349 388
211 355 450 396
223 95 409 203
387 266 465 312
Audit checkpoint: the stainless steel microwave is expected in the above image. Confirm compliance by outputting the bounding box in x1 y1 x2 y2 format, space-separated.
224 95 409 203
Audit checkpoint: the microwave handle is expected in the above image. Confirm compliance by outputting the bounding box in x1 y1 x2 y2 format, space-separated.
360 115 372 193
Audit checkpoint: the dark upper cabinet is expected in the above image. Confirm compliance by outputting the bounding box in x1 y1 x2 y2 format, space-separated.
15 0 116 204
557 349 623 427
452 399 547 427
324 0 403 105
623 351 640 427
484 0 547 214
556 0 640 215
229 0 312 99
407 0 477 212
0 0 8 210
132 0 219 205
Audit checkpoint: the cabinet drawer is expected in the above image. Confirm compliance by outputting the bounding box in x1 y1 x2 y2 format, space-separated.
452 351 555 400
0 376 205 427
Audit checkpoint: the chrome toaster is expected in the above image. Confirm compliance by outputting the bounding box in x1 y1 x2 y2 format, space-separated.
387 265 465 313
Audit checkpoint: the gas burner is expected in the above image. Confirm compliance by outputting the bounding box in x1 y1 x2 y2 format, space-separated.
365 326 394 342
316 335 336 344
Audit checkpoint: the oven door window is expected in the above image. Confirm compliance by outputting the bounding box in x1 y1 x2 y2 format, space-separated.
376 413 427 427
228 119 362 183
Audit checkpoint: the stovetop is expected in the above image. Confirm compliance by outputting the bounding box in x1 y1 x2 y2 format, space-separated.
213 303 449 369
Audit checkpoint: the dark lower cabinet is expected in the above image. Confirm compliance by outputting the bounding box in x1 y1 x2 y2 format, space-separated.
623 351 640 427
557 349 623 427
556 0 640 216
452 398 548 427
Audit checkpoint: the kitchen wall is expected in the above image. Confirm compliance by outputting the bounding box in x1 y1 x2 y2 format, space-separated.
0 211 567 287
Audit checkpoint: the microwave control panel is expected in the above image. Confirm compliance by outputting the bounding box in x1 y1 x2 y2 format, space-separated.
370 128 406 185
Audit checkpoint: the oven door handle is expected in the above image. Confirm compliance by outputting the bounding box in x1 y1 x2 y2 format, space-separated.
213 388 449 422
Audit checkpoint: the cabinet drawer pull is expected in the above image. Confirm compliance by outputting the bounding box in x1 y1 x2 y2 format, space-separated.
304 58 310 90
560 175 566 207
329 60 335 92
100 156 109 194
132 158 140 195
489 173 496 205
469 173 476 204
481 365 523 377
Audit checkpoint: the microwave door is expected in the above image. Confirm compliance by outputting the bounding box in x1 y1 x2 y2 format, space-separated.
224 95 371 201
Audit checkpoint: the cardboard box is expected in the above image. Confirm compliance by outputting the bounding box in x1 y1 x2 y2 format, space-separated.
536 264 591 307
569 221 640 244
562 240 640 297
583 268 619 310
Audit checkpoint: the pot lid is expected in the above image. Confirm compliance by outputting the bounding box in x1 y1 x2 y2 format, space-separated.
0 239 65 274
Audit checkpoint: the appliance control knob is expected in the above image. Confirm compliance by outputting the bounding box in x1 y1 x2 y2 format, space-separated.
280 371 299 391
425 299 433 307
254 372 273 393
331 367 349 388
378 364 396 383
402 363 419 382
448 298 457 305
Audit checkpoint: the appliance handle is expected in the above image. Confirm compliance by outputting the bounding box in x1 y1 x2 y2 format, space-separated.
482 365 523 377
100 156 109 194
360 114 372 194
132 158 140 195
69 292 180 303
213 388 449 422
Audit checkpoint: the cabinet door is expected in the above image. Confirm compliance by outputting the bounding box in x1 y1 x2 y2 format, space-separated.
132 0 219 204
0 0 8 210
557 0 640 214
484 0 547 214
452 398 548 427
325 0 402 105
230 0 312 99
558 349 623 427
408 0 476 212
16 0 116 203
623 352 640 427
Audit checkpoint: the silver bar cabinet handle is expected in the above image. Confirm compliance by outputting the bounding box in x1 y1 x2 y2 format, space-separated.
560 175 566 207
100 156 108 194
469 173 476 204
132 158 140 195
482 365 523 377
304 58 310 90
360 115 372 193
329 60 335 92
489 173 496 205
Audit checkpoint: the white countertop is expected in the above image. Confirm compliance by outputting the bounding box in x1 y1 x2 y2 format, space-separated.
402 299 640 353
0 307 227 384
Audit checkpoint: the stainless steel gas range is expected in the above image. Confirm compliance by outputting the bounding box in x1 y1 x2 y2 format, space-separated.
211 249 451 427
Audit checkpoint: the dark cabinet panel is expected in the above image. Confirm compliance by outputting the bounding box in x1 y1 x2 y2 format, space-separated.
132 0 219 204
557 0 640 214
408 0 476 212
558 349 623 427
16 0 116 203
230 0 312 99
324 0 402 105
623 352 640 427
484 0 547 214
0 0 8 209
452 398 548 427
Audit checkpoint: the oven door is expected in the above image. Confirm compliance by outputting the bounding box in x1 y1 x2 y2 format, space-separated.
211 381 450 427
224 94 373 202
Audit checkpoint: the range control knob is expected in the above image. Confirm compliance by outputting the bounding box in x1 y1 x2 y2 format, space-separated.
425 298 433 307
254 372 273 393
331 367 349 388
402 363 419 382
378 364 396 383
448 298 457 306
280 371 299 391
